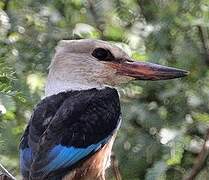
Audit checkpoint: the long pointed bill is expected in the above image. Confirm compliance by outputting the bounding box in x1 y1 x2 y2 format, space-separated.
111 61 189 80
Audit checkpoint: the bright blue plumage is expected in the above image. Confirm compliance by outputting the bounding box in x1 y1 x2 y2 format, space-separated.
20 137 109 175
41 137 109 173
19 88 121 179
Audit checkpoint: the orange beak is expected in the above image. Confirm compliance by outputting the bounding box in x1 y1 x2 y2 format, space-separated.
110 61 189 80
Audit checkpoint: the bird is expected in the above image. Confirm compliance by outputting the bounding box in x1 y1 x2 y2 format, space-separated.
19 39 188 180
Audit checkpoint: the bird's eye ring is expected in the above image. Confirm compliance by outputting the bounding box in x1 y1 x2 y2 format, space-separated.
92 48 111 61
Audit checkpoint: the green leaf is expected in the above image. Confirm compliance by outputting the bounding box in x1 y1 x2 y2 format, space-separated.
192 112 209 123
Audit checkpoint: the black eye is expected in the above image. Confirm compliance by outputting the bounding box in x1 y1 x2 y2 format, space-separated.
92 48 111 61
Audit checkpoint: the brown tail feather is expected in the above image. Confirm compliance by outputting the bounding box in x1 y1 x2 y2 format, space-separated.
0 174 13 180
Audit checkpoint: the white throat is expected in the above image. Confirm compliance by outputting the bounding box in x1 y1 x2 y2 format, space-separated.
45 79 105 97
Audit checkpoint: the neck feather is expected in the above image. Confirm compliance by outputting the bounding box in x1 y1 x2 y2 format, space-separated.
45 79 106 97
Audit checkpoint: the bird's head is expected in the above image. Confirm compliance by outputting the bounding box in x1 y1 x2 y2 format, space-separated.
45 39 188 96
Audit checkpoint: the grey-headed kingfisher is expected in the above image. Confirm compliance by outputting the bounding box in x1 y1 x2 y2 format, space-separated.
19 39 188 180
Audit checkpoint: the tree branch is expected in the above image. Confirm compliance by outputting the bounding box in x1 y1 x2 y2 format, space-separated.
197 25 209 66
184 128 209 180
111 153 122 180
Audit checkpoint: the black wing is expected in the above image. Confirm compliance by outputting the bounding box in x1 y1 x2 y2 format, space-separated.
19 88 121 180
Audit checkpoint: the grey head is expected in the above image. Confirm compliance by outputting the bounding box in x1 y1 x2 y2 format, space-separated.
45 39 188 96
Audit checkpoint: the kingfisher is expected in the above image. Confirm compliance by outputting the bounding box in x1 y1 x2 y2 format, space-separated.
19 39 188 180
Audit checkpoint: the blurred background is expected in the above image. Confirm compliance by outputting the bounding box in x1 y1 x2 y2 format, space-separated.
0 0 209 179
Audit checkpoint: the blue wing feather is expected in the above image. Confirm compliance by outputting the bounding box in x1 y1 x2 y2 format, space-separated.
41 137 109 173
20 148 33 173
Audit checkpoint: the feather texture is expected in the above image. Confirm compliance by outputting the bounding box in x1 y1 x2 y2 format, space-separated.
19 87 121 180
42 137 109 173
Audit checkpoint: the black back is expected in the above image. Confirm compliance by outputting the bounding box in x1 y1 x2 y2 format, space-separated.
20 87 121 179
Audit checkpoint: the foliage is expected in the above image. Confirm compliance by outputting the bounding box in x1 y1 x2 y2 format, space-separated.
0 0 209 179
